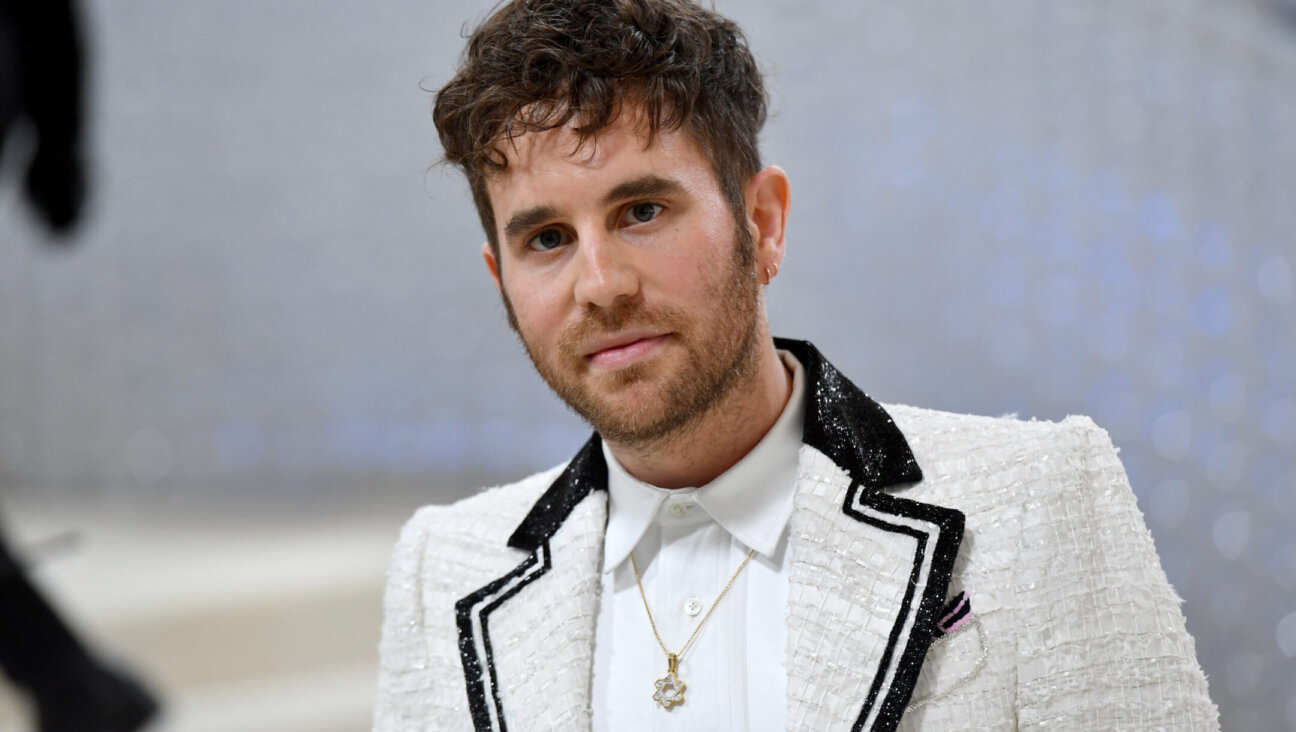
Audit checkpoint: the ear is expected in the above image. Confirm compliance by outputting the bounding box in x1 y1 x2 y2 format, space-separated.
744 165 791 276
482 241 502 292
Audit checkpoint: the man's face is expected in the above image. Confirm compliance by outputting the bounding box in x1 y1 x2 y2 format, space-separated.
483 114 764 446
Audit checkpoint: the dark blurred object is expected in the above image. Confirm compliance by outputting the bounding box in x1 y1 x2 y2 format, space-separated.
0 532 158 732
0 4 155 725
0 0 88 239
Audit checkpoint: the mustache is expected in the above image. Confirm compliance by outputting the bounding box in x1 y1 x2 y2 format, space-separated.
558 300 686 358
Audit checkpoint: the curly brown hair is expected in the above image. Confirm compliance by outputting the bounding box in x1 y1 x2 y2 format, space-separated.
433 0 768 253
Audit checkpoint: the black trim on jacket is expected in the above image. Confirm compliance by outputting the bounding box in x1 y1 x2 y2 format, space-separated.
456 338 964 732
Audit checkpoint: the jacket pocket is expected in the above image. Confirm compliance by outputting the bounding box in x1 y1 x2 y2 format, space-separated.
906 614 989 712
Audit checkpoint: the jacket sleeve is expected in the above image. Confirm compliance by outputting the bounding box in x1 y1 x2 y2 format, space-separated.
1013 416 1219 730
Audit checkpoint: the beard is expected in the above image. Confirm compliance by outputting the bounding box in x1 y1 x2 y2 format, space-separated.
504 222 762 447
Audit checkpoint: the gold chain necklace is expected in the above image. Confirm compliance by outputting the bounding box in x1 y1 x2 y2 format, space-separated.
629 547 757 711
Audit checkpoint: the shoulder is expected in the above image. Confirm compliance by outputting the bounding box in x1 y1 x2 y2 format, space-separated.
881 404 1157 588
878 406 1219 727
393 462 568 559
884 403 1118 475
880 403 1128 517
375 463 572 728
884 402 1112 451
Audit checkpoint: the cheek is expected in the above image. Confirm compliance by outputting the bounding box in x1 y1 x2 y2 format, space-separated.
663 212 738 282
503 273 568 335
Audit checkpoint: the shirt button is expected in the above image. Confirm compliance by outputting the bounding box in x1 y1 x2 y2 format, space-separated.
668 503 688 518
684 598 703 616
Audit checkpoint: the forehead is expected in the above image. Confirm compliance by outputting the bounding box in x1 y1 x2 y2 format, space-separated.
484 116 716 216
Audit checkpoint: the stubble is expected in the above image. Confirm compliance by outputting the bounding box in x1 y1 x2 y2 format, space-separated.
505 223 762 447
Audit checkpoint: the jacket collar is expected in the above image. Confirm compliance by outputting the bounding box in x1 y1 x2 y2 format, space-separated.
781 338 923 490
506 337 923 551
472 338 962 732
507 432 607 551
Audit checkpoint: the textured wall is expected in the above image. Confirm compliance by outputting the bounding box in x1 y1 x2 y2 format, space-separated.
0 0 1292 728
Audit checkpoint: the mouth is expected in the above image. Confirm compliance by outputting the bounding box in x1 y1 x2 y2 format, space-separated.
583 332 671 370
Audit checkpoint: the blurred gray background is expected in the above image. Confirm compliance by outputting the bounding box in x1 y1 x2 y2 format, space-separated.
0 0 1292 730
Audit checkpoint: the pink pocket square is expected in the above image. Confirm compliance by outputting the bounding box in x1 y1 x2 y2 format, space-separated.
935 590 972 636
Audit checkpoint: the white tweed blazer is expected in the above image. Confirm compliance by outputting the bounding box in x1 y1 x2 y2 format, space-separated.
374 339 1218 731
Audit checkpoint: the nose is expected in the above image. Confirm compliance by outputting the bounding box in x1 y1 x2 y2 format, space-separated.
572 233 640 309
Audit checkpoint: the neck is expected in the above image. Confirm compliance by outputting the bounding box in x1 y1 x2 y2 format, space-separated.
604 337 792 489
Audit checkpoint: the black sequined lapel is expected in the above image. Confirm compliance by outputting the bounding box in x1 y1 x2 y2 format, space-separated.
775 337 923 490
840 481 965 731
776 338 965 732
456 435 605 731
507 434 607 551
458 340 963 732
455 544 550 732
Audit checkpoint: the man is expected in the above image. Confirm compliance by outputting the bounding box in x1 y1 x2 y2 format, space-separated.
375 1 1218 730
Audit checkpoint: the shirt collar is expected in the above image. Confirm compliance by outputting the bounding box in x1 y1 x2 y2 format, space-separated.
602 350 806 573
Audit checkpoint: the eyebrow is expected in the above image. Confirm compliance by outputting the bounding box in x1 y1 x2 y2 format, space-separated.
600 175 685 206
503 205 560 242
500 175 686 243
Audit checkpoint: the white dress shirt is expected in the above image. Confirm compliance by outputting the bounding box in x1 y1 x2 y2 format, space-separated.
592 351 805 731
